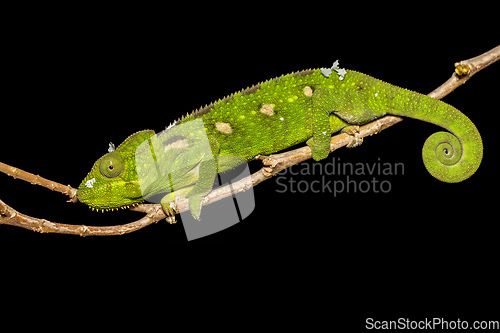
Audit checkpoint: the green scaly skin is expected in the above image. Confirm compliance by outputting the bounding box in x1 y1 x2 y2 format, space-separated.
77 67 483 219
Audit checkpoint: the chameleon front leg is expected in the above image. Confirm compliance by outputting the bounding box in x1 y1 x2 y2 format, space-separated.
186 158 218 220
160 160 217 222
185 134 221 220
160 185 195 224
161 134 221 222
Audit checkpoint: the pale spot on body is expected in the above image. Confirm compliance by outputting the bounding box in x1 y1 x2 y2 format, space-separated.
164 139 189 151
260 104 274 116
216 122 232 134
303 86 313 96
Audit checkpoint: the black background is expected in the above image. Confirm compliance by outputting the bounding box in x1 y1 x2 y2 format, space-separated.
0 4 498 327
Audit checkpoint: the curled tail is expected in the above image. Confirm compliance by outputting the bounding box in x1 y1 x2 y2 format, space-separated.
389 90 483 183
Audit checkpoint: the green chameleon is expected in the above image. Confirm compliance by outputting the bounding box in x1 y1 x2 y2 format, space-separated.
77 61 483 220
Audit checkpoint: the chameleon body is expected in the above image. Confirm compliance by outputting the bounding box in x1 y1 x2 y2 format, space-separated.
77 65 483 220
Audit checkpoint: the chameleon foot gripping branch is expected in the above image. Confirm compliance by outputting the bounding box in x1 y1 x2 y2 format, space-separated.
76 62 483 224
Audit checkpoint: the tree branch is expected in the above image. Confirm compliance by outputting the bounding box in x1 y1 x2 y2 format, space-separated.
1 45 498 236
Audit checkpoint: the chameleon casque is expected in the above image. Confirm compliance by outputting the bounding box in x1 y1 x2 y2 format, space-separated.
77 62 483 221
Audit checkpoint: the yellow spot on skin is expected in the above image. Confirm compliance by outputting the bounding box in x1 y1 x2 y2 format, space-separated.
303 86 313 96
260 104 274 116
216 122 232 134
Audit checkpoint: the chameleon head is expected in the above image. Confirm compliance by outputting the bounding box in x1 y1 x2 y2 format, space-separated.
77 130 155 211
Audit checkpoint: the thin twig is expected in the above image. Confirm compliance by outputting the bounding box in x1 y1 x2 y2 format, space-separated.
428 45 500 99
0 162 78 202
0 198 164 235
1 45 498 236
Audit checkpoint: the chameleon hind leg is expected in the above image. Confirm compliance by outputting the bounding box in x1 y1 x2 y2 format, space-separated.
306 88 371 160
306 89 336 161
328 115 363 148
331 91 387 125
342 125 363 148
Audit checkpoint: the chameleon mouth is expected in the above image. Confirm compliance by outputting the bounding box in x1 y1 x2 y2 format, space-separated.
86 200 144 213
76 179 145 212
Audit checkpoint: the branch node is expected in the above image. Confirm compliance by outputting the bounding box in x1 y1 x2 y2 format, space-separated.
34 219 47 233
455 64 471 77
79 225 90 237
256 154 282 177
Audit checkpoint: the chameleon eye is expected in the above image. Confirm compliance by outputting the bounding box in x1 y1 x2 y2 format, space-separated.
99 154 124 178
